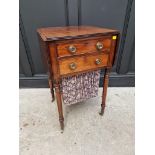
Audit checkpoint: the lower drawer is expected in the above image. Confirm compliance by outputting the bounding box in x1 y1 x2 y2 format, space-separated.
58 53 109 76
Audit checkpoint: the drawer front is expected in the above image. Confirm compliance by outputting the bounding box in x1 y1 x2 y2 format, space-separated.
57 37 112 57
58 53 109 76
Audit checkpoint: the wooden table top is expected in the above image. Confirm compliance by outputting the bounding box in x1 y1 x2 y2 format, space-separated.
37 26 119 41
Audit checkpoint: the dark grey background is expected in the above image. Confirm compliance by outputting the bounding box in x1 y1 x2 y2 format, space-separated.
19 0 135 87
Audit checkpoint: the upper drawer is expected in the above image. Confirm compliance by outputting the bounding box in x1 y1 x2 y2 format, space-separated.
56 37 112 58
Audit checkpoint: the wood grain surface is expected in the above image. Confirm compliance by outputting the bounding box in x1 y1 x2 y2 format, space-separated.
37 26 119 41
58 53 109 76
56 36 112 58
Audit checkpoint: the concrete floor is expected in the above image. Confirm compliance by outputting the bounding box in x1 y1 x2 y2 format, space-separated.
19 88 134 155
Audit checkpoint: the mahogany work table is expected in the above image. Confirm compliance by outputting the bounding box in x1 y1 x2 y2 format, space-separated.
37 26 120 130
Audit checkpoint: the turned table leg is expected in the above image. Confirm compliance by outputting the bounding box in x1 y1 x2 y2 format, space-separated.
55 83 64 130
100 68 111 116
48 70 55 102
48 78 55 102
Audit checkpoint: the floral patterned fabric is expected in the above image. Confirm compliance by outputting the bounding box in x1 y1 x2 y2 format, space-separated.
61 70 100 105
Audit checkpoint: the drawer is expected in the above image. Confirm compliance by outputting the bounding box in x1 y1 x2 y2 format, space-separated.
58 53 109 76
56 37 112 57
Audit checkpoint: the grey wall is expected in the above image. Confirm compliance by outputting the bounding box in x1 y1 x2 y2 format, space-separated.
19 0 135 87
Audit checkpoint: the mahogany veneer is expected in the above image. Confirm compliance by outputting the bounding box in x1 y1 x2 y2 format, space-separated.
59 53 109 76
56 36 111 57
37 26 120 131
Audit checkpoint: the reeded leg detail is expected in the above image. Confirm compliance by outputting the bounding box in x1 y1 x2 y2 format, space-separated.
48 78 55 102
55 83 64 130
99 68 111 116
